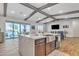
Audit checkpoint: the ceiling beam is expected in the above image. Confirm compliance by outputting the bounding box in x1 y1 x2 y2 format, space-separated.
20 3 57 21
20 3 38 21
44 17 79 24
52 10 79 16
35 3 58 23
4 3 7 17
24 11 36 20
37 10 79 23
36 16 52 23
38 10 56 19
36 16 49 23
56 17 79 20
38 3 58 10
20 3 37 11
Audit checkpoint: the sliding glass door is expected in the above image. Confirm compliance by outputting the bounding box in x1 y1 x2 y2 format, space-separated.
13 23 20 38
5 22 14 39
20 24 25 34
5 21 31 39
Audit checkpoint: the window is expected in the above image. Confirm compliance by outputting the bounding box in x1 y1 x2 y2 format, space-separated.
20 24 25 33
37 25 44 33
5 21 31 39
25 24 31 33
5 22 14 39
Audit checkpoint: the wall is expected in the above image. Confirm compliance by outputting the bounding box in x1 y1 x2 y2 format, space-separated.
46 19 74 37
72 20 79 37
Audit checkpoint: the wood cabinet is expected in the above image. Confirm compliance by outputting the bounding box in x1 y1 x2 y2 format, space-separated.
0 32 4 43
35 38 55 56
50 41 55 51
35 38 46 56
46 42 51 55
46 40 55 55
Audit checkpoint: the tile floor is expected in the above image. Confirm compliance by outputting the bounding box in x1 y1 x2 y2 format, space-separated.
48 50 69 56
0 39 68 56
0 39 19 56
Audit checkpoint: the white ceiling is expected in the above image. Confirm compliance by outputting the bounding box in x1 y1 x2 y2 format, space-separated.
7 3 34 20
55 13 79 19
0 3 79 24
27 12 46 22
39 18 54 23
43 3 79 15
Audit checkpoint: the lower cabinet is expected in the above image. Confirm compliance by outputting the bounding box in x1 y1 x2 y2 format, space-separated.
35 38 46 56
35 43 46 56
35 38 55 56
50 41 55 51
46 41 55 55
46 42 51 55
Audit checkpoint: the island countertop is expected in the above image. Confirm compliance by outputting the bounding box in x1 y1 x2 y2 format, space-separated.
20 34 47 40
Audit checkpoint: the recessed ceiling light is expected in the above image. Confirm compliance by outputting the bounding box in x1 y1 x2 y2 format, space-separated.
47 8 51 11
59 10 63 13
38 18 41 20
10 11 15 14
23 14 26 17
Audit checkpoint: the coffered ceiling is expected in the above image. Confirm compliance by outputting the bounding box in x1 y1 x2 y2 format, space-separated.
0 3 79 24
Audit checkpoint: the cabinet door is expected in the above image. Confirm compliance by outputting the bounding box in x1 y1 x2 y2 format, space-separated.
35 43 45 56
46 43 51 55
50 41 55 52
46 41 55 55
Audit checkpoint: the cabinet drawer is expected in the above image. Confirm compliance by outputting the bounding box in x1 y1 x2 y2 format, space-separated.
35 38 45 45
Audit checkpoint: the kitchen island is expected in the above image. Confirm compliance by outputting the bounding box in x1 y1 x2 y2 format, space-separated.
19 33 61 56
19 34 47 56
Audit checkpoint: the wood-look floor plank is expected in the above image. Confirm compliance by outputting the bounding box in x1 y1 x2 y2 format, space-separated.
58 37 79 56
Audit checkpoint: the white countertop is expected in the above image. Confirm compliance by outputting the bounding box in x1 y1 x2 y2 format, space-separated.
43 33 60 36
20 34 46 40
